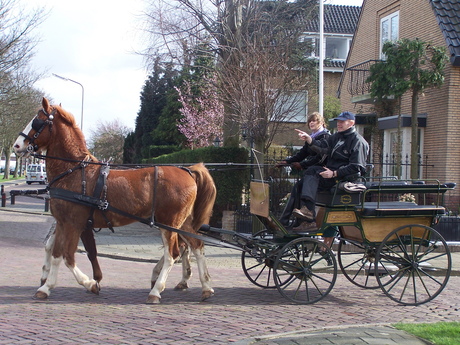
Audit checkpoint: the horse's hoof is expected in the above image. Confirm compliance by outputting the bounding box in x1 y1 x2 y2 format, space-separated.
146 295 161 304
174 282 189 291
90 282 101 295
34 291 49 300
201 290 214 301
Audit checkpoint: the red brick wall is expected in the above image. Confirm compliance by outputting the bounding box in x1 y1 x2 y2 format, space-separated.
339 0 460 211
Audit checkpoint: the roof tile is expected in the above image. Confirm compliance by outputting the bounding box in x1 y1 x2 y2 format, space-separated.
303 4 361 34
430 0 460 65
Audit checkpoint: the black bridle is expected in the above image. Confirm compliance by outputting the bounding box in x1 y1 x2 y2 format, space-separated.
19 108 55 152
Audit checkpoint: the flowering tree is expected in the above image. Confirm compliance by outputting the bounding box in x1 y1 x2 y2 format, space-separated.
176 78 224 149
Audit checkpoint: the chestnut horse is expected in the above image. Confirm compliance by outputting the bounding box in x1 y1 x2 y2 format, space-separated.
13 98 216 303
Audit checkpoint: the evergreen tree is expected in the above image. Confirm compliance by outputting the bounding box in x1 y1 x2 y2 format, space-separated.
130 59 180 161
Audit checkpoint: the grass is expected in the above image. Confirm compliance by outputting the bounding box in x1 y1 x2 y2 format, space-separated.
1 175 23 182
394 322 460 345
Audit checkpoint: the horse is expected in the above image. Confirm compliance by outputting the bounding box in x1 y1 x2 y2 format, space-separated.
13 97 217 303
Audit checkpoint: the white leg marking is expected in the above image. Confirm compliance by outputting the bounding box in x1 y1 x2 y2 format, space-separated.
191 246 214 297
36 255 62 297
148 232 175 301
175 245 192 290
151 256 164 286
65 259 98 292
40 225 56 284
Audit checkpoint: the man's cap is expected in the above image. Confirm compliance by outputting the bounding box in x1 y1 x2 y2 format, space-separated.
333 111 355 121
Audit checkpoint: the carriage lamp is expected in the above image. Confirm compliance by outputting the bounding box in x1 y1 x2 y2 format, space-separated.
213 136 221 147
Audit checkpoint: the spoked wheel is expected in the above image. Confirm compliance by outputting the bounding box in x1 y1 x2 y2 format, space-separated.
273 237 337 304
337 240 381 289
241 230 280 288
375 224 452 306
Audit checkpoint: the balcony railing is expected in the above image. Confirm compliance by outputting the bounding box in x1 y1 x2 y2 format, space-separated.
346 59 380 97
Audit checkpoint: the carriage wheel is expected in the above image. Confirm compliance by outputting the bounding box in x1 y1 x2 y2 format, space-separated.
273 237 337 304
241 230 280 288
375 224 452 306
337 240 381 289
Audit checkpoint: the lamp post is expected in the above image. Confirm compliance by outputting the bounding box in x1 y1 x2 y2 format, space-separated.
213 136 221 147
52 73 85 130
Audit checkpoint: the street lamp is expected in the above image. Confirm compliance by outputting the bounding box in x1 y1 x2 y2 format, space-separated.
213 136 221 147
52 73 85 130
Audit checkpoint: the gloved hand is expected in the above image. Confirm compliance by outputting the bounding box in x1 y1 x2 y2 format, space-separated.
291 162 302 170
275 161 288 168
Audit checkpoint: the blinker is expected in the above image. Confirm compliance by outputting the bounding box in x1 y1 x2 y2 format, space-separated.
32 117 45 131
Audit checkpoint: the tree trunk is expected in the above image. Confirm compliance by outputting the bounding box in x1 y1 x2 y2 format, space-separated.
410 88 419 180
2 146 12 179
396 98 402 178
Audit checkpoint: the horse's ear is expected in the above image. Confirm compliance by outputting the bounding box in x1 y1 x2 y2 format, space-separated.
42 97 51 113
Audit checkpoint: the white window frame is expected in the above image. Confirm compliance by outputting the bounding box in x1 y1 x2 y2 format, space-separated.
302 35 352 60
272 90 308 123
383 127 424 179
380 11 399 59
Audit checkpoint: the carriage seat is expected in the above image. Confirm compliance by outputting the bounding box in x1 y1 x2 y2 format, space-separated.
356 201 446 217
316 172 365 207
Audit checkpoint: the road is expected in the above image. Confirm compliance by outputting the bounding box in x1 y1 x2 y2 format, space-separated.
0 179 459 344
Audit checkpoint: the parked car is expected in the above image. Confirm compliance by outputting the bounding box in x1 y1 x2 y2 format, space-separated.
26 164 47 185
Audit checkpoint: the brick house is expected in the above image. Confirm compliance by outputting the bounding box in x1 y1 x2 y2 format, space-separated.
273 4 361 148
338 0 460 210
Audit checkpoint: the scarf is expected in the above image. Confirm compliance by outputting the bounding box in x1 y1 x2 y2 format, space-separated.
310 126 325 139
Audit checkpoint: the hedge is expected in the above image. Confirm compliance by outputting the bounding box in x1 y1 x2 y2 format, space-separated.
144 146 249 226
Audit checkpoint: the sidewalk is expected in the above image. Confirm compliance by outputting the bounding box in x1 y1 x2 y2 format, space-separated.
1 195 458 345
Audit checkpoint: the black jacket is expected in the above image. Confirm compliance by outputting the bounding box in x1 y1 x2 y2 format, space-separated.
309 126 369 179
286 129 330 169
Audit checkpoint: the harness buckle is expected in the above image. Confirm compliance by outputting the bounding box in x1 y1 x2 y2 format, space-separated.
98 200 109 210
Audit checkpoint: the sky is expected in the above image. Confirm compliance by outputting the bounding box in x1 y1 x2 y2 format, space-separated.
31 0 363 140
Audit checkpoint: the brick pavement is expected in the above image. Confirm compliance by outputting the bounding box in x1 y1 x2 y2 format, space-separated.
1 193 459 344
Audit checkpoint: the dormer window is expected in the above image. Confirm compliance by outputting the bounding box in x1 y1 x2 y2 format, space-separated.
303 36 351 60
326 37 350 60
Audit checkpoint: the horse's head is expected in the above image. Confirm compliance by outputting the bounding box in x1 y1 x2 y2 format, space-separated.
14 98 56 156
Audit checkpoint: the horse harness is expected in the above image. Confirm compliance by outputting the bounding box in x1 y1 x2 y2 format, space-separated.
21 108 238 248
48 162 159 233
46 163 238 249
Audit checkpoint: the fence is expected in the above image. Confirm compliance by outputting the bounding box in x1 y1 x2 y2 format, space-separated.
370 153 433 180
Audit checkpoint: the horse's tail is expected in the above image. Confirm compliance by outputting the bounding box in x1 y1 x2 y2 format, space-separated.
188 163 217 231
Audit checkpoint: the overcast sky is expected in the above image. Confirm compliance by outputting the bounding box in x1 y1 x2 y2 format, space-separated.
31 0 363 139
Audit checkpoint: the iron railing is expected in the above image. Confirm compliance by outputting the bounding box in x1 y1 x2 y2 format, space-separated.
346 59 380 97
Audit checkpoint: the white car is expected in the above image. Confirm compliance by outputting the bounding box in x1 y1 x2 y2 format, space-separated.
26 164 48 185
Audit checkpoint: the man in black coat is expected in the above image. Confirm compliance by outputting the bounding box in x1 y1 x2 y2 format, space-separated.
292 111 369 232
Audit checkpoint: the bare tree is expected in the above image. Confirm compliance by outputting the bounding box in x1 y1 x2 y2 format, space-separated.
0 0 48 178
88 120 131 164
0 0 47 78
0 83 44 179
141 0 317 154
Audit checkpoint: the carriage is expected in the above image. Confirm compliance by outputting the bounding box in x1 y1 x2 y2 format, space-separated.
13 98 456 306
198 177 455 305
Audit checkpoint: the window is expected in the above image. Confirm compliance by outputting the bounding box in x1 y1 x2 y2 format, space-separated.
302 36 351 60
273 90 308 123
383 127 424 179
325 37 349 60
380 11 399 59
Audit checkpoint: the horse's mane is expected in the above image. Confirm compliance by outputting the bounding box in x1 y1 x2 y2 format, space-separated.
53 104 98 162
